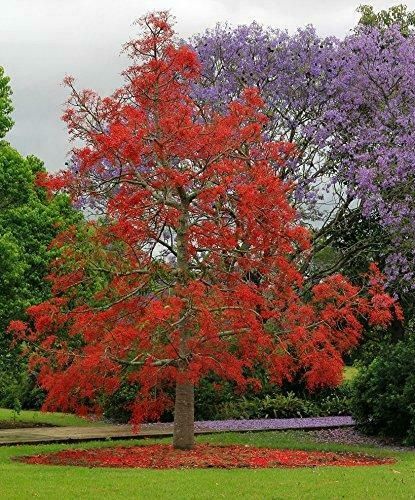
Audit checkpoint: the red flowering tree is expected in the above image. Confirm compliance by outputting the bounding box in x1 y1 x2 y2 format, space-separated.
9 12 401 450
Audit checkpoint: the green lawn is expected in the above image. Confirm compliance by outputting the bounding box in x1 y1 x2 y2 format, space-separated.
0 430 413 499
0 408 103 427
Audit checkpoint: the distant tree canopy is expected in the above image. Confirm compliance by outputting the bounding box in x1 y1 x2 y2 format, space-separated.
0 67 13 139
357 4 415 35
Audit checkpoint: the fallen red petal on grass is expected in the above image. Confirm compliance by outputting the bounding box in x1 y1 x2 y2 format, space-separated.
18 444 395 469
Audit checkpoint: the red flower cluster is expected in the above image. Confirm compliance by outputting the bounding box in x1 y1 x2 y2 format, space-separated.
20 444 394 469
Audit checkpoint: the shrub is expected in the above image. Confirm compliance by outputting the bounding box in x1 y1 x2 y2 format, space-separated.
214 386 352 421
351 332 415 444
215 393 316 420
0 365 44 412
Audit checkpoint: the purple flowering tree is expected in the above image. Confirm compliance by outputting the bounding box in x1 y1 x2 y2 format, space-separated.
193 24 338 217
324 26 415 288
191 23 415 291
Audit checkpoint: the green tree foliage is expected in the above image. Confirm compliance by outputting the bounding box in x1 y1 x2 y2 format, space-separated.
0 146 80 409
0 67 13 139
357 4 415 35
0 149 78 331
0 72 81 408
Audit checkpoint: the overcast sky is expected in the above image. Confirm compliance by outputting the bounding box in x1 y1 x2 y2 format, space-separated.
1 0 414 171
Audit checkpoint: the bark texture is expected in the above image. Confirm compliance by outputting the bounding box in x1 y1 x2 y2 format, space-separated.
173 381 195 450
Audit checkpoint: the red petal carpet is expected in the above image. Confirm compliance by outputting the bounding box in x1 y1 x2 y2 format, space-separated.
20 444 394 469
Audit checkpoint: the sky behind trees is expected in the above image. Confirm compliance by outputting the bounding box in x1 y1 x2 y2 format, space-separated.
1 0 414 170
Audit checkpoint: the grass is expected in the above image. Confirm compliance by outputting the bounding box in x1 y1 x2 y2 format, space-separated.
0 408 104 428
0 430 413 499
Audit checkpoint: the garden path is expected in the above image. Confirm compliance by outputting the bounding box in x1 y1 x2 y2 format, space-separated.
0 416 353 446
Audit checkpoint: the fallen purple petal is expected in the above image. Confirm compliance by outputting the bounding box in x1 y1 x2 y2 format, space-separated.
140 416 354 433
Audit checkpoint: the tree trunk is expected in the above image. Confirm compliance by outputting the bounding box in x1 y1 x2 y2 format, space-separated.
173 195 194 450
173 381 195 450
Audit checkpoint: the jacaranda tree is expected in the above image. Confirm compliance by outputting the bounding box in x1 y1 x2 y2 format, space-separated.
10 12 401 450
192 20 415 292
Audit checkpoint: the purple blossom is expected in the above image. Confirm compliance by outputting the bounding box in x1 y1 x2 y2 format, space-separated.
192 23 415 289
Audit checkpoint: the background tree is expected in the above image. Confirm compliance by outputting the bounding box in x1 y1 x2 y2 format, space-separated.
192 23 381 290
0 67 13 139
192 19 415 293
0 70 80 409
357 4 415 35
12 12 400 450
